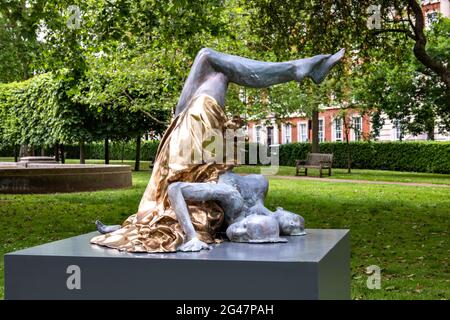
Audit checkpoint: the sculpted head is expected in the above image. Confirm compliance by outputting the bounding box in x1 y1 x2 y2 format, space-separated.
274 207 306 236
226 215 287 243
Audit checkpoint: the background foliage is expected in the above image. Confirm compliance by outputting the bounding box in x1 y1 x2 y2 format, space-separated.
278 141 450 173
5 140 446 174
0 0 449 167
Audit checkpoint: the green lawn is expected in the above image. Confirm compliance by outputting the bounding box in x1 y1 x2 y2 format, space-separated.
2 157 450 185
234 165 450 185
0 171 449 299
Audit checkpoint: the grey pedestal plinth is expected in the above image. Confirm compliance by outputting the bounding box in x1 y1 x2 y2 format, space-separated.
4 229 350 300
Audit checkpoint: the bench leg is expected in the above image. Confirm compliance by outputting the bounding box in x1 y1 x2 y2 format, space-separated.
296 166 307 176
320 167 323 178
329 167 331 176
305 168 308 176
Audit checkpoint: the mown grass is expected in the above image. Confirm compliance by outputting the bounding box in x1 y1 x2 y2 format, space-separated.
2 157 450 185
234 165 450 185
0 170 449 299
265 177 449 299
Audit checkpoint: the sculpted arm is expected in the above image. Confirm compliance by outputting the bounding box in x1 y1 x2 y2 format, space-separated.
167 182 244 251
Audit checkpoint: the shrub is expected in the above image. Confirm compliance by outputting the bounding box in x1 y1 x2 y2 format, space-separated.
62 140 160 161
279 141 450 173
2 140 449 173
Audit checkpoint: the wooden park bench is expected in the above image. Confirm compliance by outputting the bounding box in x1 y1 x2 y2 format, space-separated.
296 153 333 178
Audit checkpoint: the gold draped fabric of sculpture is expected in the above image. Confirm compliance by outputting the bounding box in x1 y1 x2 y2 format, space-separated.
90 94 234 252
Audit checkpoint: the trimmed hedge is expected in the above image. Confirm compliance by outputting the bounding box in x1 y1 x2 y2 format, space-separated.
0 141 160 161
277 141 450 173
1 141 449 173
63 141 160 161
0 145 14 157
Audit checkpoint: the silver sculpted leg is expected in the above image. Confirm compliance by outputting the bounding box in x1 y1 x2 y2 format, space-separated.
167 181 244 252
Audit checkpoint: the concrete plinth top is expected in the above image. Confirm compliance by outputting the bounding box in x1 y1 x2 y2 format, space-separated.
9 229 349 263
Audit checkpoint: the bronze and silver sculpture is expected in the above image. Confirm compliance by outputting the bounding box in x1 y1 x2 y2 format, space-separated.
91 48 345 252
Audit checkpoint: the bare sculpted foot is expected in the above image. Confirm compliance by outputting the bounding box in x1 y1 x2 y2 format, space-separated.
294 48 345 84
177 237 211 252
95 220 121 234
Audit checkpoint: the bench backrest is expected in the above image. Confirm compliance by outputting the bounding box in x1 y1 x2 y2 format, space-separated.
306 153 333 165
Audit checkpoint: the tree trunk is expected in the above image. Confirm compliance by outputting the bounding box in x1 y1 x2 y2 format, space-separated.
60 144 65 164
121 141 125 163
343 117 351 173
19 144 29 158
425 116 435 141
374 1 450 87
427 127 435 141
311 109 320 153
23 61 29 81
409 0 450 88
54 144 59 162
13 145 18 162
135 135 141 172
41 147 45 156
79 141 85 164
347 141 352 173
104 136 110 165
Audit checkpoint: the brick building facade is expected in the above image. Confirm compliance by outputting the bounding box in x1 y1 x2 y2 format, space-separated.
247 108 372 145
422 0 450 24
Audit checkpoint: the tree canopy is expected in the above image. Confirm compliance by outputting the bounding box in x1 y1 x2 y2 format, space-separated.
0 0 449 153
244 0 449 140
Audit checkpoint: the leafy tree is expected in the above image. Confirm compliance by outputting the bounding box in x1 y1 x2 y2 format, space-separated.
245 0 449 147
0 0 231 163
244 0 357 151
364 0 450 88
0 70 88 153
244 0 448 89
353 17 450 140
0 0 47 82
73 46 175 167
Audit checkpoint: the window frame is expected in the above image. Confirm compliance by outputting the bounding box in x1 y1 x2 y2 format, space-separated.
283 123 292 144
318 118 325 142
393 119 403 141
333 117 343 142
255 125 261 144
297 121 309 142
352 116 362 141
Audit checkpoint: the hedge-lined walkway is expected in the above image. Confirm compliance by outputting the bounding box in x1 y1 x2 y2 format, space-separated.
272 175 450 188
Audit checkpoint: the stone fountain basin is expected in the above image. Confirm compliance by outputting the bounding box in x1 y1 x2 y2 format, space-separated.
0 163 132 194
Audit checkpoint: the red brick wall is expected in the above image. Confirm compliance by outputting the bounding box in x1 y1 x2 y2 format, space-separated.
362 113 371 140
292 119 299 142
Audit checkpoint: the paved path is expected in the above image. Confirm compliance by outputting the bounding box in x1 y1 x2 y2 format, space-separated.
268 175 450 188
